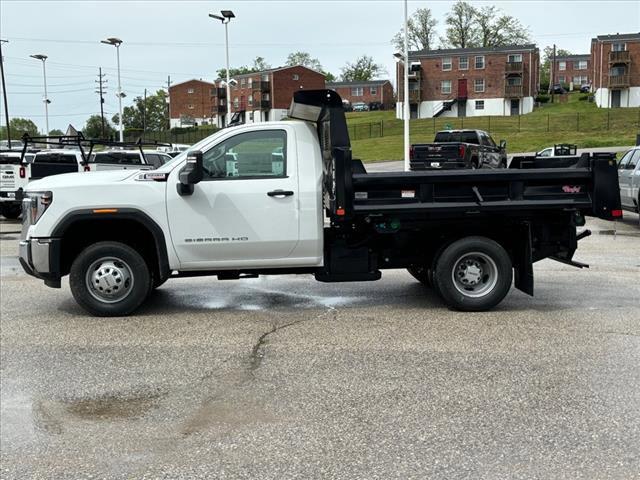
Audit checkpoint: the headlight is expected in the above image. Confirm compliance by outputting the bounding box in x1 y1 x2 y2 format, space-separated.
27 191 53 225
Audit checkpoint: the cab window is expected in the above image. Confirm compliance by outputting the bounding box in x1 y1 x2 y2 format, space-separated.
618 150 633 169
627 150 640 170
202 130 286 179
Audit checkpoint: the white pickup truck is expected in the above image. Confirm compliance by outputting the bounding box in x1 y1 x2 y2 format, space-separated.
19 90 623 316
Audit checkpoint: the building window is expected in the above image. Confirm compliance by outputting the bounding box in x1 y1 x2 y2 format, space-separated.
351 87 364 96
558 75 565 83
612 43 626 52
558 61 566 71
248 78 253 87
248 112 254 121
187 88 195 94
248 95 253 106
507 76 522 86
475 56 485 69
475 100 484 110
442 57 452 71
610 66 626 76
576 60 588 70
459 56 468 70
508 54 522 63
233 97 239 108
241 78 246 87
292 74 299 80
441 80 452 94
573 75 588 85
370 86 377 95
474 78 485 93
187 104 194 109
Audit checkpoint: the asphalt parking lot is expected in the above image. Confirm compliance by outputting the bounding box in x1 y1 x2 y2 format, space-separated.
1 214 639 479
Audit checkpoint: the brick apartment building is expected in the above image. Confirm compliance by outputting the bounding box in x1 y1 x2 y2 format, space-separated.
553 54 590 88
327 80 394 109
211 65 326 128
396 44 540 119
591 32 640 108
168 79 216 128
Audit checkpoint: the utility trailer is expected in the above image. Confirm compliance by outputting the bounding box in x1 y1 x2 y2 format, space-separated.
19 90 623 316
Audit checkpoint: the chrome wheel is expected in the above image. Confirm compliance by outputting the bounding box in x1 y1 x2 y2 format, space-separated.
85 257 134 303
451 252 498 298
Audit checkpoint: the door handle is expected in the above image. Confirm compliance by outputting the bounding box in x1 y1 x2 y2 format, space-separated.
267 190 294 197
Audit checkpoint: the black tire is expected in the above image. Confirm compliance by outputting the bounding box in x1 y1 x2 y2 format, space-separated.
0 204 21 219
407 266 432 287
70 241 151 317
434 236 512 312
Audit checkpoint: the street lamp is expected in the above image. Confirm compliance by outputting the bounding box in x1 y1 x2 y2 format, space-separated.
101 37 124 141
209 10 235 124
30 54 50 136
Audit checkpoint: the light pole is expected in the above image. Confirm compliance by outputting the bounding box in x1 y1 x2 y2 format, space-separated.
0 39 12 148
101 37 124 141
402 0 410 171
209 10 235 124
30 54 50 136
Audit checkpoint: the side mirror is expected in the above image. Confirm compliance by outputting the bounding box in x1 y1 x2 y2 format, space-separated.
499 140 507 150
177 150 203 196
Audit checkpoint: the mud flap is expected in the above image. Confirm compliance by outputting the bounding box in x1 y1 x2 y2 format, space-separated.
513 222 534 296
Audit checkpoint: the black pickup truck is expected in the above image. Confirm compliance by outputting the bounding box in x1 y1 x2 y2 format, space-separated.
410 129 507 170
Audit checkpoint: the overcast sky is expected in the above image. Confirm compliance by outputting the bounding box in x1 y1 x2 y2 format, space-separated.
1 0 639 132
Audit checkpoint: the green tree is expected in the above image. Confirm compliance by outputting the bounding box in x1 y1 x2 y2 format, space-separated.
83 115 116 139
285 51 323 71
443 1 477 48
216 57 271 79
48 129 64 136
474 6 531 48
340 55 387 82
8 118 39 137
113 90 169 131
252 56 271 71
391 8 438 51
323 71 337 82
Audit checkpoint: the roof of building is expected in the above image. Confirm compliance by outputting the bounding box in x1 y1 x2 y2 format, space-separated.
327 80 391 88
214 65 325 82
592 32 640 42
555 54 590 61
169 78 215 89
409 44 538 58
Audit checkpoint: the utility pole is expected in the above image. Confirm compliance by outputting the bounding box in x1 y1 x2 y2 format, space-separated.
143 88 147 139
402 0 410 171
167 75 172 130
0 39 11 148
551 44 556 103
95 67 107 138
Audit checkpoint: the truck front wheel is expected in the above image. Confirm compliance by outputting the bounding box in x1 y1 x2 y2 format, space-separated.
434 236 512 311
70 241 151 317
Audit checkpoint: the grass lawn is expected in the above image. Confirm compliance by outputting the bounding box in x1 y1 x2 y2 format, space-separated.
346 92 640 162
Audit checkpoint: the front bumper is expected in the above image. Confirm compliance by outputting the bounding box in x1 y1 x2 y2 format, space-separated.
19 238 62 288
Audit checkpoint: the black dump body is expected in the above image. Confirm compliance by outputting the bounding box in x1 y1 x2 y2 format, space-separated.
289 90 622 292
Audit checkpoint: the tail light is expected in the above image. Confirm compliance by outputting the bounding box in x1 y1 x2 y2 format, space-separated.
458 144 466 158
611 209 623 218
19 166 26 178
84 165 91 172
409 146 414 160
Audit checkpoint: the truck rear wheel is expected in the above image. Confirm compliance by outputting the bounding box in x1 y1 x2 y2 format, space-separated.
434 236 512 311
0 204 21 219
70 241 151 317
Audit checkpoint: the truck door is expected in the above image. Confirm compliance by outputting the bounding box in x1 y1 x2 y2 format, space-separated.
618 150 638 207
166 127 300 268
479 132 499 168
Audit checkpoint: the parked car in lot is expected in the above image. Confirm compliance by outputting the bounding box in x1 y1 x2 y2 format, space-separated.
536 144 577 157
368 102 383 111
580 84 591 93
18 89 623 316
157 144 190 157
617 147 640 216
352 102 369 112
551 84 567 94
410 129 507 170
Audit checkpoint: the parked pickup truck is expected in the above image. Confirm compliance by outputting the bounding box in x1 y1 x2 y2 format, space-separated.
19 90 622 317
410 129 507 170
0 150 36 219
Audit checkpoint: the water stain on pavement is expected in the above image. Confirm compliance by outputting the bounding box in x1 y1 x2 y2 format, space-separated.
31 390 165 434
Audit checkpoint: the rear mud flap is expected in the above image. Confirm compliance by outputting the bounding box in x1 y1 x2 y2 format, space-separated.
514 223 534 296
